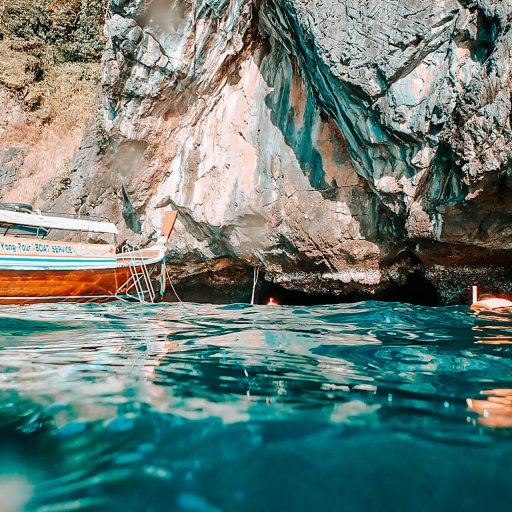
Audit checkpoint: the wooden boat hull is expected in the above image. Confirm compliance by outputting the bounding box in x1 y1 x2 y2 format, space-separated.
0 264 160 305
0 210 178 305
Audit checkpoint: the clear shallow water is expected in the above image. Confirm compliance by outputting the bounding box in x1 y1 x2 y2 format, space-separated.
0 301 511 512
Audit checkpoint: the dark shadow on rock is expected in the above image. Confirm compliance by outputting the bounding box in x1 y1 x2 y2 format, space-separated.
121 183 142 234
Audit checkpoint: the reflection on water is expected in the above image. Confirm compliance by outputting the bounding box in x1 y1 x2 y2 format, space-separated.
472 311 512 344
0 301 511 511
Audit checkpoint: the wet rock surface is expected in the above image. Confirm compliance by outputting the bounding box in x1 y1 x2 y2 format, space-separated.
59 1 512 302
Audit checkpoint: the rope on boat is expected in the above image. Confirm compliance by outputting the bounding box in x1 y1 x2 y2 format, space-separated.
165 263 183 303
251 267 259 305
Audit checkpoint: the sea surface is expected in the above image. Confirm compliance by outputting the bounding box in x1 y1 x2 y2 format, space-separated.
0 301 511 512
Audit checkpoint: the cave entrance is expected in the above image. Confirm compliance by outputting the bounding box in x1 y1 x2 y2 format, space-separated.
167 264 439 307
257 271 439 307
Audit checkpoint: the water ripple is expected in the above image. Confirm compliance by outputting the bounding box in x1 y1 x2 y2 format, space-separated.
0 301 511 511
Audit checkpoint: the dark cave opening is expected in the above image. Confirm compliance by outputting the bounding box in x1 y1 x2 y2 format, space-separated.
257 271 439 307
167 267 440 307
377 272 439 307
258 282 344 307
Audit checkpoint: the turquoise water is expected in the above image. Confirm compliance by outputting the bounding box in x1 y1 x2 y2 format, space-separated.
0 301 511 511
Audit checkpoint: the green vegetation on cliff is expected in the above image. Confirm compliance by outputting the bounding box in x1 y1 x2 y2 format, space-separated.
0 0 107 206
0 0 106 129
1 0 106 62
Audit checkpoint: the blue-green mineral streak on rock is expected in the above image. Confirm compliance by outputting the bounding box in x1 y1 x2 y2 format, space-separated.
260 42 331 194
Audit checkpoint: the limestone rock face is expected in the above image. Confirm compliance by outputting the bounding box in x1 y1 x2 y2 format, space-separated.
70 0 512 302
0 147 25 186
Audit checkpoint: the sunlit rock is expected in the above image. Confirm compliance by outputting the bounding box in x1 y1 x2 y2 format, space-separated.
6 0 511 302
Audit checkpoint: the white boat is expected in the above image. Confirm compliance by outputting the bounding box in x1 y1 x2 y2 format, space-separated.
0 204 177 304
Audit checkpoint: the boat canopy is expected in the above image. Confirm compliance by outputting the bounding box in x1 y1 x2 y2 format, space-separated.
0 208 119 235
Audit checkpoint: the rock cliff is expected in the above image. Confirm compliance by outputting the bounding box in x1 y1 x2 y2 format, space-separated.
0 0 105 209
3 0 512 303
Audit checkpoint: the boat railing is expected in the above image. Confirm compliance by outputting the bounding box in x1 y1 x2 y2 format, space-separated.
0 203 111 223
40 210 112 223
0 203 118 244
